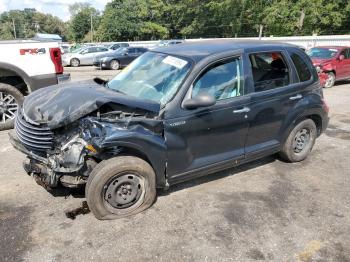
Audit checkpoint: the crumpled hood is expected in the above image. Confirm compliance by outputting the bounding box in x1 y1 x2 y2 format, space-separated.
311 58 333 66
23 80 160 129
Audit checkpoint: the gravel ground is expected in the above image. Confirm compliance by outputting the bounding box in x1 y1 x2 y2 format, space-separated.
0 67 349 262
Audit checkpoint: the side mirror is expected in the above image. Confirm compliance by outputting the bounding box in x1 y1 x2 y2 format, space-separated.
183 93 216 110
339 55 345 61
124 52 128 56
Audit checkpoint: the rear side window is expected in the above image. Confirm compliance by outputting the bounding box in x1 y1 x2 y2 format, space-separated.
289 51 312 82
249 52 290 92
340 48 350 59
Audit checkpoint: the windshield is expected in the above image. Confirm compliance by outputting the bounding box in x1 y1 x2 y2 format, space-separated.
307 48 339 59
107 52 192 105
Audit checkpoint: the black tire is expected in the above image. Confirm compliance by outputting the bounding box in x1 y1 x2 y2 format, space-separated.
280 119 317 162
109 59 120 70
70 58 80 67
0 83 24 131
86 156 156 220
324 72 335 88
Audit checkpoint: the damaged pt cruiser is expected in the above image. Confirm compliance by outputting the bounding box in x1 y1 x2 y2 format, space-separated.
10 40 329 219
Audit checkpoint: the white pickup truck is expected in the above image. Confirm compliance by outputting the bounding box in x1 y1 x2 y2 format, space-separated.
0 40 70 130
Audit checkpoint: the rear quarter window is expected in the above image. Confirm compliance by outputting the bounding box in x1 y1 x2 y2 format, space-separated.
288 51 312 82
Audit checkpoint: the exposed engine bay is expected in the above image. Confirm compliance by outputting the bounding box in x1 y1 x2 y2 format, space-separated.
10 81 165 189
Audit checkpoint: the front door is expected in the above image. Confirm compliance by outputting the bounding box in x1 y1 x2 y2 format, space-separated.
165 56 250 183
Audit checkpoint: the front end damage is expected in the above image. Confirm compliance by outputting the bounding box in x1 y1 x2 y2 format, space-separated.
10 108 165 189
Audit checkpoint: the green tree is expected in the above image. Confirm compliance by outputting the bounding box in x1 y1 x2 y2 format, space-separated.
68 3 100 42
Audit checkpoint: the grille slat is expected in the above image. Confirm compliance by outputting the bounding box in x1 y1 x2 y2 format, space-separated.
15 110 54 152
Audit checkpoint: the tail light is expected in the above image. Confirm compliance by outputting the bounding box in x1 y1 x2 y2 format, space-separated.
322 98 329 113
49 48 63 74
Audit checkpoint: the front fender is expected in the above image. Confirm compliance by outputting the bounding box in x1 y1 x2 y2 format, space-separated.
82 118 167 188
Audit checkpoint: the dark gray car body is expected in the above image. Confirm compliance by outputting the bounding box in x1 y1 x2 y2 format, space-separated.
10 40 329 189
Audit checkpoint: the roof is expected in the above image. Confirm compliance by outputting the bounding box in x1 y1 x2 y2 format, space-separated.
153 39 296 62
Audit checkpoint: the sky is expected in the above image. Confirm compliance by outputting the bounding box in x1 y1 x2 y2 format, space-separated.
0 0 111 21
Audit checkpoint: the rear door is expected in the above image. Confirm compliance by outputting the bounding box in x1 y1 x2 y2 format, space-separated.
165 55 250 182
244 49 304 158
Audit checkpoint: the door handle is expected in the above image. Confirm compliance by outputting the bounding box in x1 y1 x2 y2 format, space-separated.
233 107 250 113
289 94 302 100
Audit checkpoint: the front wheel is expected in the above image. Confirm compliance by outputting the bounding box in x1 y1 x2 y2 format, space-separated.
280 119 317 162
0 83 23 131
86 156 156 220
324 72 335 88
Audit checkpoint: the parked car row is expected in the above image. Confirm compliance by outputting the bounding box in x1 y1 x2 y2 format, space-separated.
61 40 184 68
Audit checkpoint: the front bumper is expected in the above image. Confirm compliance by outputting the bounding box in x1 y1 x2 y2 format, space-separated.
9 131 48 165
93 61 108 68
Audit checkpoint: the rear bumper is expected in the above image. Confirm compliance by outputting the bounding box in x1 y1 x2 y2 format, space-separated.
57 73 70 83
30 73 70 91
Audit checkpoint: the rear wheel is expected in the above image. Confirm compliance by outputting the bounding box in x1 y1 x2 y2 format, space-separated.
324 72 335 88
0 83 23 131
280 119 317 162
109 59 120 70
86 156 156 220
70 58 80 67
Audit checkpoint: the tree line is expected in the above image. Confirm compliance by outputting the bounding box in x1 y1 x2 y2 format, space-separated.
1 0 349 42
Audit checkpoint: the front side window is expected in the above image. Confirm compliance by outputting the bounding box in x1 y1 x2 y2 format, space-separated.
249 52 290 92
192 57 244 101
107 52 192 105
289 51 312 82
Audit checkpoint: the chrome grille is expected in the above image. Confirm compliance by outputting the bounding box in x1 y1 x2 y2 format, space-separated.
15 110 54 151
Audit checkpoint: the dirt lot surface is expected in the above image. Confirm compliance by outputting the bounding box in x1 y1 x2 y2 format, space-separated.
1 67 349 262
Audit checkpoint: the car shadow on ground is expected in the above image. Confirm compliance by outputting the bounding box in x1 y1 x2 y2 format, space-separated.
334 80 350 86
43 155 279 220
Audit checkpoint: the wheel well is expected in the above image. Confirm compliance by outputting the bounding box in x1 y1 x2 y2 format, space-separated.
118 146 154 169
0 68 29 95
307 114 322 136
70 57 80 64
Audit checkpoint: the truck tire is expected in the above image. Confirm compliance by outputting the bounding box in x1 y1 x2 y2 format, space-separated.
86 156 156 220
70 58 80 67
0 83 24 131
279 119 317 162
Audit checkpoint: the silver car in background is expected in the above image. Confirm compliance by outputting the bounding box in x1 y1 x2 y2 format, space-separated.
62 46 110 67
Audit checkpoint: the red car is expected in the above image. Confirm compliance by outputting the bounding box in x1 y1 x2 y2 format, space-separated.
307 46 350 88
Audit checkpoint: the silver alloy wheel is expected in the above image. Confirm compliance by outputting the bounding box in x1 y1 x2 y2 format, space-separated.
110 60 119 70
0 91 18 123
71 58 80 67
324 73 335 88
